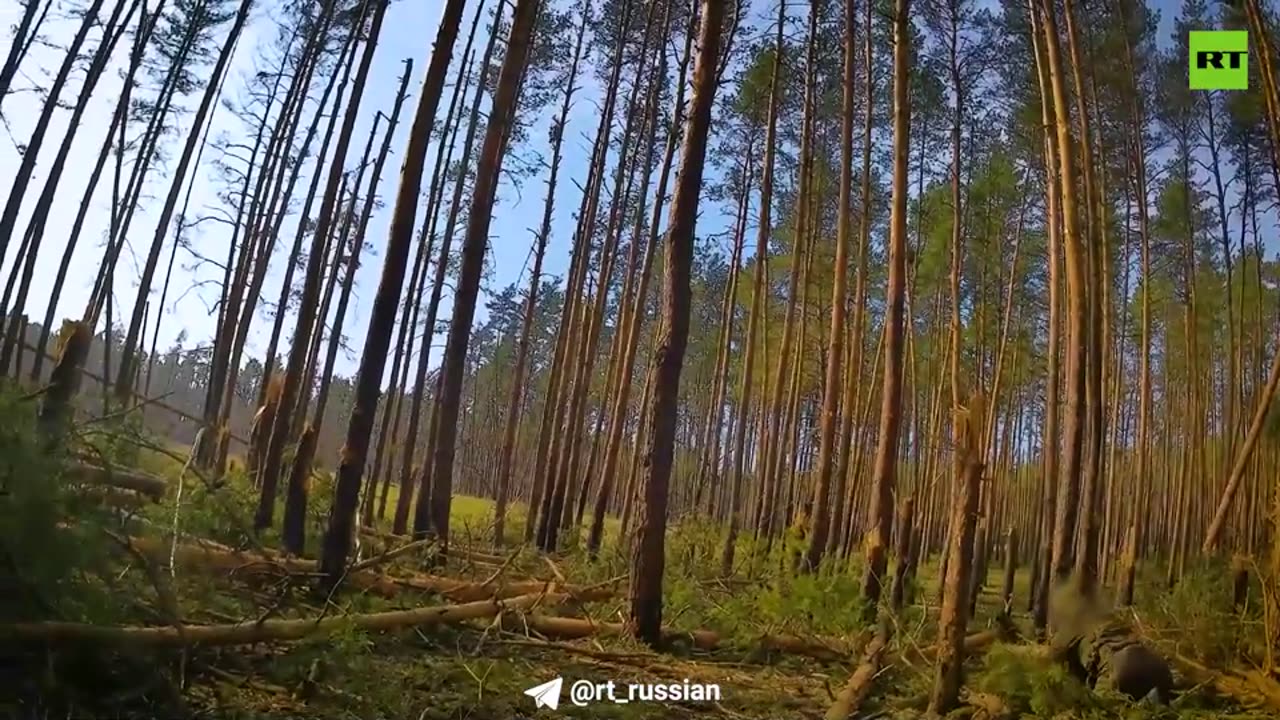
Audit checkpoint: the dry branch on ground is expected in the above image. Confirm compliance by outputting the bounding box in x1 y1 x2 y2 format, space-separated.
0 592 564 647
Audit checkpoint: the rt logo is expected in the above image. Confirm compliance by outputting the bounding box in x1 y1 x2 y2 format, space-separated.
1189 30 1248 90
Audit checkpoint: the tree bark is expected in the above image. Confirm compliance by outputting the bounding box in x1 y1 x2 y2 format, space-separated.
255 0 388 531
630 0 723 647
859 0 911 624
804 0 856 571
421 0 540 556
317 0 468 587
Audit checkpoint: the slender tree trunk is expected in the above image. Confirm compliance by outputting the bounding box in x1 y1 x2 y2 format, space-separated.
495 7 590 546
721 0 783 577
830 0 875 561
531 0 633 546
0 0 50 107
0 0 110 273
255 0 388 532
31 0 167 382
803 0 855 572
1028 0 1059 631
2 0 139 372
859 0 911 624
111 0 253 400
405 0 507 537
630 0 723 646
214 6 348 465
292 66 409 529
317 0 467 585
1038 0 1088 585
422 0 539 556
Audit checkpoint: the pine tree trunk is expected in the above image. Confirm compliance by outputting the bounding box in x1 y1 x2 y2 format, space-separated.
721 0 783 577
31 0 167 382
255 0 389 532
212 6 347 468
290 65 410 537
0 0 138 372
0 0 49 107
494 8 589 547
1027 0 1060 631
629 0 723 646
803 0 855 572
317 0 468 586
111 0 252 399
420 0 540 556
860 0 911 624
369 14 481 524
0 0 110 273
250 8 348 411
1037 0 1088 585
404 0 508 537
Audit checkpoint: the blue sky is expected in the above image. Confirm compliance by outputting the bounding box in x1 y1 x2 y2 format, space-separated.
0 0 604 380
0 0 1191 382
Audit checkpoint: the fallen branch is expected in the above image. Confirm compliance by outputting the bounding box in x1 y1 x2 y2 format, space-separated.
1170 653 1280 713
358 529 507 565
824 629 889 720
499 613 721 651
1 591 563 647
67 463 167 499
126 534 619 603
897 627 1006 667
348 538 436 574
757 632 864 663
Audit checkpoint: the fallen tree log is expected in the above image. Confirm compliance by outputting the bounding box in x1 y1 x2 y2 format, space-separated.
83 487 151 510
125 535 618 603
824 629 889 720
757 632 863 663
1 592 562 647
67 463 167 499
1170 653 1280 714
358 529 508 565
499 613 721 651
897 627 1006 667
499 613 867 663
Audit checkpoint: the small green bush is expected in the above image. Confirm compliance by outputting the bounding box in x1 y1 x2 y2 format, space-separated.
975 643 1100 716
0 390 118 623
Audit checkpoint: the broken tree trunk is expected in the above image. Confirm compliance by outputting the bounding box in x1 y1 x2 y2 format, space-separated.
2 592 561 647
66 463 166 499
125 535 618 604
825 629 890 720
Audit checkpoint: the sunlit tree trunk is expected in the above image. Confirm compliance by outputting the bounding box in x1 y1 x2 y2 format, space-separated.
317 0 469 585
630 0 724 646
803 0 856 572
860 0 911 623
721 0 783 576
422 0 540 555
1037 0 1087 586
255 0 389 533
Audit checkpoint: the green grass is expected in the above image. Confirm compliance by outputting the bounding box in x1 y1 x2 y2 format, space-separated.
5 417 1272 720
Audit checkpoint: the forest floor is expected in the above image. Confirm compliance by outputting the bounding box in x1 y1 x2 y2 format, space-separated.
3 419 1279 719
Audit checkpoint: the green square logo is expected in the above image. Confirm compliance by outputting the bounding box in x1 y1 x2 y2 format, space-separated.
1189 31 1248 90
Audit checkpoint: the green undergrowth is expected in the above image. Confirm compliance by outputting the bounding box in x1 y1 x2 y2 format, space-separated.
1 393 1274 719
